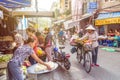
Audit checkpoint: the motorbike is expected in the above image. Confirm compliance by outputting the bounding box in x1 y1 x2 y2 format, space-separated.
52 46 71 70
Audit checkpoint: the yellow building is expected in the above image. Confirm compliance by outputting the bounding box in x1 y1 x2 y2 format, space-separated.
60 0 71 12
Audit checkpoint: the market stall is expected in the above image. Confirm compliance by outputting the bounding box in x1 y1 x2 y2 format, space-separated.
95 12 120 47
0 53 12 75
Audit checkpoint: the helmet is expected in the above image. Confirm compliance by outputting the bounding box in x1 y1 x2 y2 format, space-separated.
53 47 58 52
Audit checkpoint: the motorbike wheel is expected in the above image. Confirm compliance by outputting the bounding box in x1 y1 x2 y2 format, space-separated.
64 58 71 70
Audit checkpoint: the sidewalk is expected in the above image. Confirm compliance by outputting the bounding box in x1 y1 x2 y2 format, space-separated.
99 45 120 52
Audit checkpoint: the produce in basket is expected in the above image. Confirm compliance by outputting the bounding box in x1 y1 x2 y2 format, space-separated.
75 37 88 45
0 54 12 63
34 61 55 72
21 66 27 75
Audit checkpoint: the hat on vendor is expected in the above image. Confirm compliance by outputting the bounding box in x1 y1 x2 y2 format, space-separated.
86 25 95 30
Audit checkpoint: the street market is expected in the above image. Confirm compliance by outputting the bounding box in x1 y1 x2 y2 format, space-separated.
0 0 120 80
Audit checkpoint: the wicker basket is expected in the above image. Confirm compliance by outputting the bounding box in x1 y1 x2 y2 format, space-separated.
83 43 92 52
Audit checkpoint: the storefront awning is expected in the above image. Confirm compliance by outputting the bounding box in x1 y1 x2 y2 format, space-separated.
69 14 92 27
0 0 31 9
95 12 120 26
64 20 79 30
53 19 65 24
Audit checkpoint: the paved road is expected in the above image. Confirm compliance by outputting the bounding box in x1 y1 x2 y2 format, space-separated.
1 41 120 80
35 42 120 80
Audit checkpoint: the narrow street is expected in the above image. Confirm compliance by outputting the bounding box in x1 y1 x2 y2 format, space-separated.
35 42 120 80
0 0 120 80
0 41 120 80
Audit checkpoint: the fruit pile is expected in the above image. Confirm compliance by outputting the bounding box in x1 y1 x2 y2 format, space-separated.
0 54 12 63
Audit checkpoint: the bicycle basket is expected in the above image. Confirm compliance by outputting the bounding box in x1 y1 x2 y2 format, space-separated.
83 43 92 51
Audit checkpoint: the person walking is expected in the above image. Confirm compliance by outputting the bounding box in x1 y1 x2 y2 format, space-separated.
44 28 53 61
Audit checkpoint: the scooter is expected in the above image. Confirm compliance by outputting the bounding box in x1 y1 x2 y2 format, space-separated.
52 46 71 70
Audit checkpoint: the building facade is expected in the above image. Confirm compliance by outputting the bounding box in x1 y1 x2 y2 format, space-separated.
60 0 71 12
95 0 120 35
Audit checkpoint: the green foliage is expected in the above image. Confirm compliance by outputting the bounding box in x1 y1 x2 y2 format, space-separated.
63 9 71 16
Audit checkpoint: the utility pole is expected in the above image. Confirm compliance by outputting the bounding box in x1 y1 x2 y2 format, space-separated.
35 0 39 31
35 0 38 12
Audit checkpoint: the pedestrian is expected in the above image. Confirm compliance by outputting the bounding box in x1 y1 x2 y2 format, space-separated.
13 30 24 47
36 32 46 61
80 25 99 67
58 29 64 42
44 28 53 61
7 37 51 80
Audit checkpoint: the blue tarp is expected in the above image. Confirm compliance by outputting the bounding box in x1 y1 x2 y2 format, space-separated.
96 12 120 20
0 0 31 8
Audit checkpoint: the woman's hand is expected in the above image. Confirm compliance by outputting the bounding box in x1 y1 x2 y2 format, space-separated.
45 64 52 70
31 53 52 70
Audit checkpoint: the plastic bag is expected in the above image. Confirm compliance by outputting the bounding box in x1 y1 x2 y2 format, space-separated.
71 47 77 54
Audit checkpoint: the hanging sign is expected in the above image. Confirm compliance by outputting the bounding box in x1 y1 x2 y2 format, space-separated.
88 2 97 13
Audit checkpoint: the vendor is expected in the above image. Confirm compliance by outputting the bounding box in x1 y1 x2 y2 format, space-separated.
7 37 51 80
26 27 39 65
13 30 24 47
80 25 99 67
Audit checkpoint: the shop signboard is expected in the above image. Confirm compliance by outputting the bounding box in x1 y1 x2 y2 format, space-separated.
95 17 120 26
0 10 3 19
87 2 97 13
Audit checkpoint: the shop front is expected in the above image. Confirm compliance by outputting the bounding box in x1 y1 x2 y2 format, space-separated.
95 12 120 35
95 12 120 47
0 7 18 53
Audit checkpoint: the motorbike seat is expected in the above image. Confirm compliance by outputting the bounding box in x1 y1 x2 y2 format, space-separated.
59 46 65 49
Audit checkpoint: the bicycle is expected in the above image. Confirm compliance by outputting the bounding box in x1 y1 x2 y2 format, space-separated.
76 41 92 73
52 45 71 70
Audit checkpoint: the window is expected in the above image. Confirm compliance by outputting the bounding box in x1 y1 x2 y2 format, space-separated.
65 1 68 4
65 0 68 6
105 0 109 2
65 5 68 8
